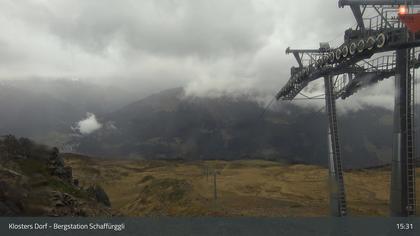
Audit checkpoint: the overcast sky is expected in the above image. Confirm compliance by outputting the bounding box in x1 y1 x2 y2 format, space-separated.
0 0 400 111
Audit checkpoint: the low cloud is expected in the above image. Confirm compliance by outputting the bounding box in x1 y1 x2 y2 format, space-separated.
73 112 102 135
0 1 352 97
0 0 403 112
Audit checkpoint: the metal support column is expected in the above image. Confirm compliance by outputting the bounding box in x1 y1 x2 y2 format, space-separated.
324 76 348 217
390 47 416 216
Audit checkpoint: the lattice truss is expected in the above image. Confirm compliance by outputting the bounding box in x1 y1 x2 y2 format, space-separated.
276 4 420 101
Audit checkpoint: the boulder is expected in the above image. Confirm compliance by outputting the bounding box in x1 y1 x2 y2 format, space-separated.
48 191 87 216
87 185 111 207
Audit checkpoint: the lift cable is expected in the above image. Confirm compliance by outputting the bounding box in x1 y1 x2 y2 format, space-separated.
298 92 326 99
259 92 326 121
258 96 277 120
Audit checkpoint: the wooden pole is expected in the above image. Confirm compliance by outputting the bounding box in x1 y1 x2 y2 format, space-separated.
213 170 217 200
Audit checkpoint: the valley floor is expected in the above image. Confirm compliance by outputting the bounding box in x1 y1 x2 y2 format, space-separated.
64 154 420 217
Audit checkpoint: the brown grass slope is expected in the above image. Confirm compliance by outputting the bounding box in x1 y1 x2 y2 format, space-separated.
65 154 420 217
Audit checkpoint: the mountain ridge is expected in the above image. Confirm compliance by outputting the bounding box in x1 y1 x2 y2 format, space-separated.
73 87 395 169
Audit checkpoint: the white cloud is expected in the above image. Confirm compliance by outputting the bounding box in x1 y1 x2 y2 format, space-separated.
0 0 400 111
73 112 102 135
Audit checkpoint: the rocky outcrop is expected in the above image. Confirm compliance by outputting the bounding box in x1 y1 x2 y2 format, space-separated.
48 147 73 183
86 185 111 207
48 191 86 216
0 181 24 216
0 135 115 216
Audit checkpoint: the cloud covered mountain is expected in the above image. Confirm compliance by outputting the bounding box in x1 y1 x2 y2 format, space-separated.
0 78 401 169
0 79 137 146
74 87 395 169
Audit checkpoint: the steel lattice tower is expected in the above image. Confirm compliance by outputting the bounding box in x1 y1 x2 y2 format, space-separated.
276 0 420 216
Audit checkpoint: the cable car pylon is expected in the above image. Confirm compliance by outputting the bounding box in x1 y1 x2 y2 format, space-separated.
276 0 420 216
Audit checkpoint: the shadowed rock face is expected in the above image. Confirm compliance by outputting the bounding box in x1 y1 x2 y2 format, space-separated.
0 181 24 216
48 147 72 183
87 185 111 207
0 135 114 216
